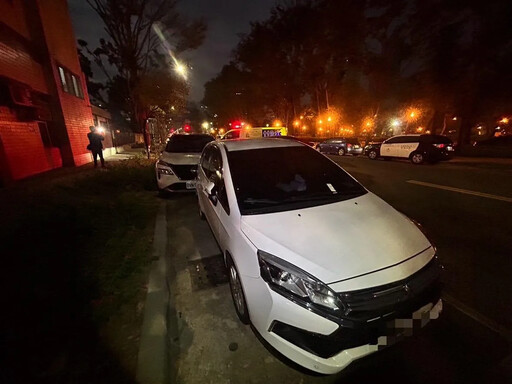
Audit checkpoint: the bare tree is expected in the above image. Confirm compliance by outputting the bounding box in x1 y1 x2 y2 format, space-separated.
85 0 206 156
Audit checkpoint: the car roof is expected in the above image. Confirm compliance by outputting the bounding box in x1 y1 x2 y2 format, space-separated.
219 138 303 152
171 133 212 137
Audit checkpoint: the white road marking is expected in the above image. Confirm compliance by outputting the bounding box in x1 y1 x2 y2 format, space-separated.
407 180 512 203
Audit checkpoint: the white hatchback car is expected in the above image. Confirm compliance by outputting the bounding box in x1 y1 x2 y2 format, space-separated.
196 138 443 374
155 134 214 193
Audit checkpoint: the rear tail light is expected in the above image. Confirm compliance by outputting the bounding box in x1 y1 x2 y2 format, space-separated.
347 143 352 148
433 143 445 148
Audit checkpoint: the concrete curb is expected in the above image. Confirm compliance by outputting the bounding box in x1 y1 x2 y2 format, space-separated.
136 202 169 384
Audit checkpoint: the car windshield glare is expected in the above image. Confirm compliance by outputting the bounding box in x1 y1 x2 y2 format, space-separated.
165 135 214 153
227 146 367 214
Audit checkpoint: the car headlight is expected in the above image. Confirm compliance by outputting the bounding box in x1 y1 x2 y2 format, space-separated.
258 250 343 312
156 160 174 175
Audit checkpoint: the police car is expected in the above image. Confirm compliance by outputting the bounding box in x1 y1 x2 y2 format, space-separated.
364 134 454 164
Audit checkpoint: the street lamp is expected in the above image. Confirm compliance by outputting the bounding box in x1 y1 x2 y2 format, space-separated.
175 62 187 80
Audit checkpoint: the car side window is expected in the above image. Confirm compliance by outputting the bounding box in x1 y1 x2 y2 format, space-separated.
201 146 214 179
210 147 230 215
385 137 401 144
403 136 419 143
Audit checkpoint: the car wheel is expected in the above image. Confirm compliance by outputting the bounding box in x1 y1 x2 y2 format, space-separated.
410 152 424 164
227 254 250 324
368 149 378 160
338 147 346 156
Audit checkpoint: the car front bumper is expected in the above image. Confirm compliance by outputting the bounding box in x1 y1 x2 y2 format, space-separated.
242 266 442 374
155 165 197 192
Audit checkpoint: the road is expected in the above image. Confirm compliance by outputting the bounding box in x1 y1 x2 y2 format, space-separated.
163 156 512 384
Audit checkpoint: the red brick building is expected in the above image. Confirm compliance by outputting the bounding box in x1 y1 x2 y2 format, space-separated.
0 0 94 183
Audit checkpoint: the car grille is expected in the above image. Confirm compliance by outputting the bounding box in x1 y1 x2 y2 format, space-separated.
170 164 197 180
338 258 442 323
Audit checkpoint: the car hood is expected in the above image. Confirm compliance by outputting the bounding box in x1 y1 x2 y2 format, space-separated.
160 152 201 165
240 192 431 284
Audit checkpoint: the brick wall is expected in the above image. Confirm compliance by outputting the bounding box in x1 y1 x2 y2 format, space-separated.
0 41 48 94
0 120 61 180
0 1 31 40
38 0 82 74
56 87 94 166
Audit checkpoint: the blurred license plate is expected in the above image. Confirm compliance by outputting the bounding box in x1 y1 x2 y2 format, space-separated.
447 146 454 151
354 145 360 148
186 180 196 189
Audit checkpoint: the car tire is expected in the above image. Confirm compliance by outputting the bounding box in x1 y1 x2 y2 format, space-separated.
226 254 250 325
410 152 425 164
338 147 346 156
368 149 378 160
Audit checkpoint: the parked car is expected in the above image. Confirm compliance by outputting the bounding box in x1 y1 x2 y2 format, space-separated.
317 137 363 156
364 134 454 164
155 133 214 193
196 138 443 374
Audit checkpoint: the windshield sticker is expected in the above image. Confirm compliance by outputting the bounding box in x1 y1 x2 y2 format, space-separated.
327 183 337 194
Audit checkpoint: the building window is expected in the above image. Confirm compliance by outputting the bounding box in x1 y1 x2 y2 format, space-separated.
58 67 68 93
57 65 84 99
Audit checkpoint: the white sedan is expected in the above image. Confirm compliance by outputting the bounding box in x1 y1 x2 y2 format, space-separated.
196 138 443 374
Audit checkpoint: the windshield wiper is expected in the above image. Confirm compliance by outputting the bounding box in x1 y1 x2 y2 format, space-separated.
283 190 363 203
243 198 281 205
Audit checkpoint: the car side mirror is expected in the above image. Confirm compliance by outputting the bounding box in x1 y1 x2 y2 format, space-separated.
205 181 218 205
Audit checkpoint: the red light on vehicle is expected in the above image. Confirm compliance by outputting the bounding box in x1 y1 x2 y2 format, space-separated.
184 124 191 132
347 143 352 148
433 143 445 148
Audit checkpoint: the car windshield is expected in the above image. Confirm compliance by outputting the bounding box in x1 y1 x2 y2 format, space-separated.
227 146 367 214
165 135 214 153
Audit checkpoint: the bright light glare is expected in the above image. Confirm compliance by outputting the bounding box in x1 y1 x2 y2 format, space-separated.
391 119 401 127
500 117 509 124
201 121 209 129
97 126 105 134
273 120 282 127
153 23 188 80
175 62 187 78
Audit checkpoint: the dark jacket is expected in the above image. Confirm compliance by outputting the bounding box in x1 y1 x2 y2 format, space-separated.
87 132 104 150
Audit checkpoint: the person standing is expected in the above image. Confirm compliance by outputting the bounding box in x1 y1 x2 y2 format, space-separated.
87 126 105 168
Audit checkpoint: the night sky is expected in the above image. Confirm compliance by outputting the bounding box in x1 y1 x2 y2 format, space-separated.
68 0 276 102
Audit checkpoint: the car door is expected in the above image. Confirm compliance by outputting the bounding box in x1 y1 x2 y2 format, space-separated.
380 137 401 157
318 139 331 153
397 136 419 158
198 146 217 230
207 146 231 249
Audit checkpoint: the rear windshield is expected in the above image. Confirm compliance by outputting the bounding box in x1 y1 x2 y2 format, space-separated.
165 135 214 153
227 146 367 215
